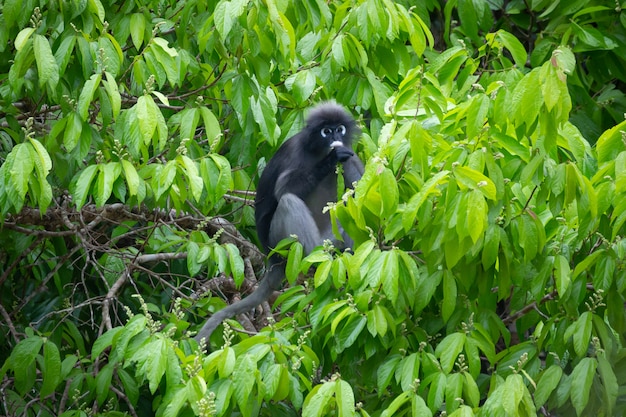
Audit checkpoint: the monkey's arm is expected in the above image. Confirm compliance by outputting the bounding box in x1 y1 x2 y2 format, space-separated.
194 259 284 343
275 148 354 200
342 154 364 185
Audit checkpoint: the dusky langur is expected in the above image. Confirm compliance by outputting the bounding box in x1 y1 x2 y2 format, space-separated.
194 101 364 343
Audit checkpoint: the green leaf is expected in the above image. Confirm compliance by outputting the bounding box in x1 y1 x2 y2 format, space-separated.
466 94 489 141
218 346 236 379
570 357 597 416
88 0 106 22
495 30 527 68
332 33 347 67
224 243 244 286
615 151 626 192
121 159 140 197
92 327 123 359
286 242 304 284
233 354 257 409
136 94 158 144
435 332 465 373
554 254 571 298
427 372 446 411
403 170 449 230
72 165 98 209
512 69 542 128
303 380 335 417
8 143 34 206
535 365 563 408
597 355 618 416
463 372 480 407
441 271 457 323
445 373 463 413
186 241 201 276
95 362 114 404
414 270 443 313
286 69 317 103
135 337 168 394
63 112 83 152
367 304 388 337
9 336 44 394
98 35 122 77
335 379 355 417
379 167 399 218
336 315 367 352
130 13 146 50
15 27 35 51
177 155 203 202
154 160 177 201
596 120 626 164
200 154 233 206
573 311 592 357
314 259 332 287
54 34 77 74
151 38 179 86
453 166 496 200
377 354 402 392
2 0 22 29
40 339 61 398
33 34 59 89
103 72 121 118
199 107 222 146
77 73 102 121
381 391 411 417
28 138 53 212
381 250 399 305
399 353 420 392
481 224 500 269
96 162 122 207
466 189 487 243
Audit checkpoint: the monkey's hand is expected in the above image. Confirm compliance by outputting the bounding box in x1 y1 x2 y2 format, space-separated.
333 146 354 162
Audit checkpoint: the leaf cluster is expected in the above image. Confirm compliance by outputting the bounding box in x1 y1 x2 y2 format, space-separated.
1 1 626 417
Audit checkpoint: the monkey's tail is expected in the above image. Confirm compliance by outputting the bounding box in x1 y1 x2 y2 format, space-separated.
193 260 284 344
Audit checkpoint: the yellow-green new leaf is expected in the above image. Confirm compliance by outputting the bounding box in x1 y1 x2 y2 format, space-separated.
121 159 140 197
136 95 158 145
28 139 53 212
33 34 59 89
454 166 496 200
130 13 146 50
403 170 449 230
72 165 98 209
570 358 597 416
96 162 122 207
15 27 35 51
103 72 121 118
466 189 487 243
335 379 356 417
77 73 102 121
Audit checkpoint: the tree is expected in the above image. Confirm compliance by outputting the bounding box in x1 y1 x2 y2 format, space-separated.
1 0 625 416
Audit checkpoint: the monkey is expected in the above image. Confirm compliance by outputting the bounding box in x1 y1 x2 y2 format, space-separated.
194 101 364 343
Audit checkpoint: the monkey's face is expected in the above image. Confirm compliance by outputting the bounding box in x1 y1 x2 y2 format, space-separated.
319 124 350 153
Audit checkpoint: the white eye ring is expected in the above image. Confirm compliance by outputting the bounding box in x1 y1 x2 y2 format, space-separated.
321 127 333 138
337 125 346 135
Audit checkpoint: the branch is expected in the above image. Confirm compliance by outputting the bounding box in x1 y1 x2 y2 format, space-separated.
503 289 557 326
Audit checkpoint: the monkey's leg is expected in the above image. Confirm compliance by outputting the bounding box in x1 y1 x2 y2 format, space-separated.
194 260 284 344
269 193 322 253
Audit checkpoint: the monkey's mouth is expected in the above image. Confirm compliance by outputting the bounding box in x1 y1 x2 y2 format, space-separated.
330 141 343 148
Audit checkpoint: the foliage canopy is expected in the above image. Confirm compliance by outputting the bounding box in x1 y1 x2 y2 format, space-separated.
1 0 626 416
